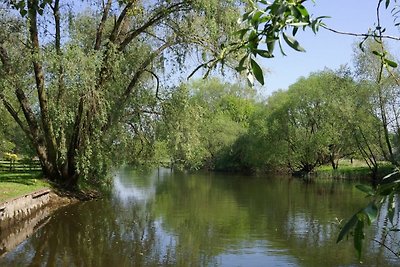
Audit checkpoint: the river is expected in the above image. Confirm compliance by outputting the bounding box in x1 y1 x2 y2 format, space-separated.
0 167 399 266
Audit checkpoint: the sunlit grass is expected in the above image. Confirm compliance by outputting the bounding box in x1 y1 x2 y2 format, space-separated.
315 159 394 179
0 172 50 203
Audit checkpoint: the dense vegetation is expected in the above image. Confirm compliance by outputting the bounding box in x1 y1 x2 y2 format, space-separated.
155 65 399 178
0 0 245 188
2 0 400 259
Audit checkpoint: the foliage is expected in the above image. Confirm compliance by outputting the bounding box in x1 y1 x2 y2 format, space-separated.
331 0 400 260
240 69 382 174
336 169 400 260
3 152 18 161
0 0 246 189
160 78 256 170
217 0 327 86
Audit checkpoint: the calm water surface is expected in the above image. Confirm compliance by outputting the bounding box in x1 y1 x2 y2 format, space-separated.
1 168 399 266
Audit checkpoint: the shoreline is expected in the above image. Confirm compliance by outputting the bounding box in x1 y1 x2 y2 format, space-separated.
0 189 79 257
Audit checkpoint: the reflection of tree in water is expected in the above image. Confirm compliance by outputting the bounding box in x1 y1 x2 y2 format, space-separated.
236 178 400 266
2 170 400 266
153 173 399 266
0 199 175 267
154 173 244 266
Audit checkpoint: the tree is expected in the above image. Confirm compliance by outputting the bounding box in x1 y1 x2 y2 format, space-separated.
241 70 375 175
160 78 256 171
0 0 243 189
353 39 400 166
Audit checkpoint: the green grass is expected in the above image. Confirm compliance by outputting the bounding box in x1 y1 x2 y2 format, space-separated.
314 159 394 179
0 171 50 203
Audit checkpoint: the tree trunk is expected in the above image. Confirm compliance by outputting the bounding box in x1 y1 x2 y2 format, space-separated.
28 0 60 179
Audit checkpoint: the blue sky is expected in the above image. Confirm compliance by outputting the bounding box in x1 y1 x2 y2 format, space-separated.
260 0 400 95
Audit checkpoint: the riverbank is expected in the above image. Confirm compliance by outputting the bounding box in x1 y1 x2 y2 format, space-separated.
0 171 49 202
314 159 394 180
0 188 80 257
0 171 100 203
0 171 83 257
0 171 81 233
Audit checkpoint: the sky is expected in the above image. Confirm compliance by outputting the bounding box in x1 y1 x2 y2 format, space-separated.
260 0 400 95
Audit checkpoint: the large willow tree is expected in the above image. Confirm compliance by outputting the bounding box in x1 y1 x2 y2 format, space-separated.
0 0 243 188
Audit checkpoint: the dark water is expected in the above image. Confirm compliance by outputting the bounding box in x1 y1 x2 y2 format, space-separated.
1 168 399 266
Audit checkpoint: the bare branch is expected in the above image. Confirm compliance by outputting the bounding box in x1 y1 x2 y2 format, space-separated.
144 69 162 100
121 43 172 105
187 58 216 80
109 2 133 44
95 0 112 50
373 239 400 258
118 2 189 51
0 93 32 141
104 42 173 130
321 25 400 41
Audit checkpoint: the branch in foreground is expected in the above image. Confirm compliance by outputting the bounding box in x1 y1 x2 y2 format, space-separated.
321 25 400 41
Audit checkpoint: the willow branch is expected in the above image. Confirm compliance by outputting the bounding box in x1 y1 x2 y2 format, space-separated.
0 94 32 141
321 25 400 41
95 0 112 50
109 2 133 43
104 42 173 130
118 2 189 51
144 69 162 100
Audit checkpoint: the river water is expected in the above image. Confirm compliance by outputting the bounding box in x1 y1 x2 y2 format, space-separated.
1 168 399 266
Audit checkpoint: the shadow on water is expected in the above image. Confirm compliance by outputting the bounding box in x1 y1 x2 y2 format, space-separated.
0 167 399 266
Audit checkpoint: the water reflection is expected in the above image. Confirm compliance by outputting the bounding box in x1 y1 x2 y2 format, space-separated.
0 168 399 266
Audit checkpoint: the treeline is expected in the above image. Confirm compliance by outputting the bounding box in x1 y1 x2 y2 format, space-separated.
139 64 399 177
2 67 399 178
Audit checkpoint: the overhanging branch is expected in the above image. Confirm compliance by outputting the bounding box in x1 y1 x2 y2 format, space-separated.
321 25 400 41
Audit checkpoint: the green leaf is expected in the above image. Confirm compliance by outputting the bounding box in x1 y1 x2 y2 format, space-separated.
250 58 264 85
234 29 249 39
355 184 374 196
384 58 398 68
372 50 383 57
20 9 28 17
282 33 305 52
248 30 258 41
382 170 400 180
292 26 299 36
235 55 248 72
337 213 358 243
241 11 251 22
386 0 391 9
255 49 273 58
267 37 276 54
251 10 264 24
235 66 247 72
296 5 309 18
363 202 378 224
278 39 287 56
289 22 309 27
247 72 254 87
354 220 364 260
290 6 301 18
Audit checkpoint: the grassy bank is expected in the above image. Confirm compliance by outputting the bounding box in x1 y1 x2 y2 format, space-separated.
0 171 50 203
314 159 394 180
